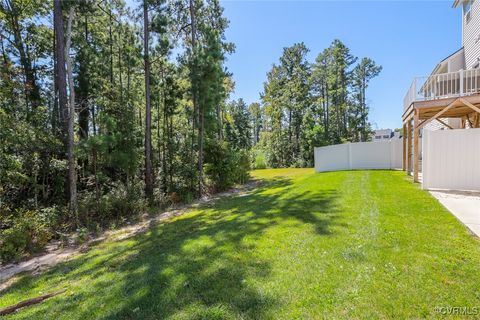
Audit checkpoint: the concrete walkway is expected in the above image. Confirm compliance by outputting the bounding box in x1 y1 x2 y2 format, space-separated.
430 190 480 237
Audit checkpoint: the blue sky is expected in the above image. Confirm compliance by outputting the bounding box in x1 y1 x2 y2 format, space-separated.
220 0 462 129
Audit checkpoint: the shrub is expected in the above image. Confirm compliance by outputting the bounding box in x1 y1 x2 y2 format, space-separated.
250 145 268 170
0 227 27 262
204 140 251 192
0 208 58 263
78 181 146 228
253 151 267 169
231 149 251 184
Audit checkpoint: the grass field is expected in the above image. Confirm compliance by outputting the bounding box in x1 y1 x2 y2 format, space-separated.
1 169 480 319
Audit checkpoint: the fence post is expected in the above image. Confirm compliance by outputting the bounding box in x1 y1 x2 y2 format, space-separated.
348 143 352 170
422 130 428 189
389 140 393 170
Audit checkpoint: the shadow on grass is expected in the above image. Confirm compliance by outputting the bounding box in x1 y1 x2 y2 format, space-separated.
3 177 341 319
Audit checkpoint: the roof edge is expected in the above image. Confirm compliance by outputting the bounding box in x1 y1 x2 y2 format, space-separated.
430 47 464 76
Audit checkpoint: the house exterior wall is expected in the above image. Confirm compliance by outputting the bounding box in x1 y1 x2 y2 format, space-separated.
423 118 463 131
463 0 480 69
448 50 466 71
424 121 444 131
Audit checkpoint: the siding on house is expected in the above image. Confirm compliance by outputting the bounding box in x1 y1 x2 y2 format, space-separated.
463 0 480 69
424 118 462 131
424 121 444 131
448 49 465 71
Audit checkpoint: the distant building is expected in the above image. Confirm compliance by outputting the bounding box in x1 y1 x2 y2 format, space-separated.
371 129 394 141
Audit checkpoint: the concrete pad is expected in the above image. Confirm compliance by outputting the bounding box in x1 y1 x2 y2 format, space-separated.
430 190 480 237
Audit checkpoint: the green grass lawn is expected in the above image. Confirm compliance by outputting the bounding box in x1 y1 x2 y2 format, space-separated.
2 169 480 319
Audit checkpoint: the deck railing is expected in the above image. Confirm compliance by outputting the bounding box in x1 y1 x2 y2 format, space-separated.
403 68 480 111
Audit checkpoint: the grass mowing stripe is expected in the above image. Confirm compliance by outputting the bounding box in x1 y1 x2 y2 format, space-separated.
2 169 480 319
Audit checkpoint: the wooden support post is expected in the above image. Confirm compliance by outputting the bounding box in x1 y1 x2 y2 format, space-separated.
402 123 407 171
466 114 473 128
459 98 480 114
413 110 420 183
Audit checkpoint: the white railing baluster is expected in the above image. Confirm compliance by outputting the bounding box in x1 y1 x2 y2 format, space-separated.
404 69 480 111
474 69 476 93
460 69 463 95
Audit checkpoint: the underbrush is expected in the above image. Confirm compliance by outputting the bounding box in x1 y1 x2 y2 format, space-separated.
0 182 147 264
0 207 61 263
0 168 251 264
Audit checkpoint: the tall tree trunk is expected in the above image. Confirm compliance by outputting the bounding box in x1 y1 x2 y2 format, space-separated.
143 0 153 199
168 114 173 189
52 26 60 136
78 14 89 139
189 0 202 196
54 0 68 152
118 27 123 106
159 68 167 193
54 0 77 218
109 0 114 86
65 6 78 222
198 106 204 194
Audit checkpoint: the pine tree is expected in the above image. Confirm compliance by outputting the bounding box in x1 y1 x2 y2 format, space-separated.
352 57 382 142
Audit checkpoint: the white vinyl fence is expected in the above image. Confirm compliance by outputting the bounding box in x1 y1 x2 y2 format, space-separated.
422 128 480 191
314 139 403 172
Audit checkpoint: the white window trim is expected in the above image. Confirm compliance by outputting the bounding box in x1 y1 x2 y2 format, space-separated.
465 0 474 23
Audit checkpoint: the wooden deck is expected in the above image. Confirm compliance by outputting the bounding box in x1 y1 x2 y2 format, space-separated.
403 94 480 121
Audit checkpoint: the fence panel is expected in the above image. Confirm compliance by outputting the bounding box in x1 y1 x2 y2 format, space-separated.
390 138 403 169
314 140 402 172
422 129 480 191
314 144 350 172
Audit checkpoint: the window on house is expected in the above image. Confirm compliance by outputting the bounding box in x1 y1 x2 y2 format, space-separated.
464 0 474 23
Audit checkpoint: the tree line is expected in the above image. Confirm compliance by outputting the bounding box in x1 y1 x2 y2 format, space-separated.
0 0 380 262
0 0 250 261
254 40 381 168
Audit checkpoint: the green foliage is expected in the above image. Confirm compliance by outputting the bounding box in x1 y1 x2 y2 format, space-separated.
0 0 380 264
204 140 250 192
76 227 89 244
351 57 383 142
0 208 59 262
78 181 146 228
252 148 267 170
225 99 252 150
0 0 247 262
231 149 251 185
259 40 381 168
